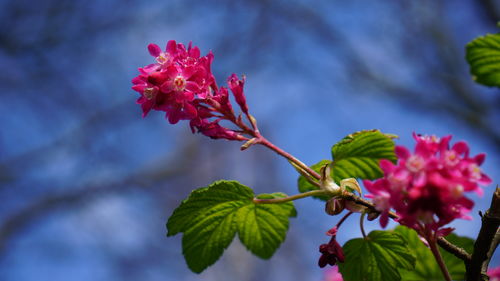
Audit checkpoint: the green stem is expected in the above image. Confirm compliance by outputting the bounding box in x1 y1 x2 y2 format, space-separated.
253 190 329 204
360 212 367 239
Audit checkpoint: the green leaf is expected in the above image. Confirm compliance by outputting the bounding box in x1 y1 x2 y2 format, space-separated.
394 226 473 281
166 180 296 273
331 130 397 183
338 230 415 281
466 33 500 87
297 160 331 201
394 226 442 281
236 192 296 259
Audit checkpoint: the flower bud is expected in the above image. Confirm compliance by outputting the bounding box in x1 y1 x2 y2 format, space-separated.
320 164 341 195
367 211 380 221
325 198 345 216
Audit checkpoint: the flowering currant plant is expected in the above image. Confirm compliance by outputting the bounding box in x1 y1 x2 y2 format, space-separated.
132 32 500 281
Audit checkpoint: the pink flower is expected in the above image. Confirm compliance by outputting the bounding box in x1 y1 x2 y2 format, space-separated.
324 266 344 281
227 74 248 114
364 133 491 236
132 40 215 122
488 266 500 281
318 227 345 268
189 118 246 141
133 41 255 141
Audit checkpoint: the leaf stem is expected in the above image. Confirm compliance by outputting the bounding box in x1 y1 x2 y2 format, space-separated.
253 190 329 204
360 212 367 239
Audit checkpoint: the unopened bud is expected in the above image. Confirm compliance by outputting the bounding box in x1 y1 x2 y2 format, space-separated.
367 211 380 221
320 164 341 195
240 138 258 150
325 198 345 216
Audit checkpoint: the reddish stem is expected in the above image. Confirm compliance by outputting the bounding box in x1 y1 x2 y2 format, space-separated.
257 136 321 180
426 233 453 281
336 211 354 229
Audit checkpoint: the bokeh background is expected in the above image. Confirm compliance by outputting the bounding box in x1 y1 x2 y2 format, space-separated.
0 0 499 280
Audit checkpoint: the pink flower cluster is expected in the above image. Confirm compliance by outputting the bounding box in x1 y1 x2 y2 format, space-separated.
132 41 250 141
364 133 491 235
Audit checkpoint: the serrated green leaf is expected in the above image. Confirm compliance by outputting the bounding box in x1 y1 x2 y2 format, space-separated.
297 160 331 201
236 192 295 259
166 180 296 273
331 130 396 183
394 226 473 281
166 182 252 237
338 230 415 281
466 33 500 87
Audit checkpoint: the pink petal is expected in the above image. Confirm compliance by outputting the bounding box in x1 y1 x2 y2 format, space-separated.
160 81 174 92
131 76 146 84
166 40 177 54
190 46 200 59
167 110 181 124
182 66 196 79
474 153 486 165
132 85 146 93
183 103 197 119
185 81 200 92
452 141 469 156
379 159 395 174
437 227 454 237
440 135 453 151
148 44 161 57
395 146 411 160
478 173 492 186
141 101 153 117
412 172 427 187
380 211 389 228
148 71 169 85
136 96 145 104
165 65 179 79
174 91 194 103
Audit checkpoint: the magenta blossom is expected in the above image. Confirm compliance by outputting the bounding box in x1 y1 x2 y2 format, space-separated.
227 74 248 114
132 40 215 123
132 41 253 141
364 133 491 236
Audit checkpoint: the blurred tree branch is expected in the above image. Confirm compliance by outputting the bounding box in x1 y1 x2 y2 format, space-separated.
0 139 198 256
